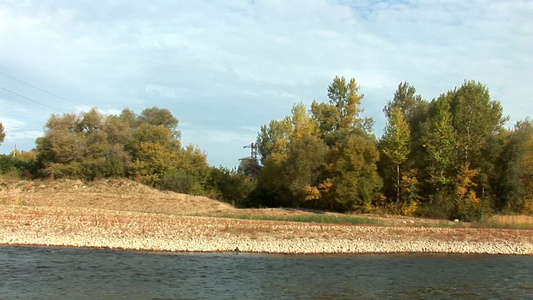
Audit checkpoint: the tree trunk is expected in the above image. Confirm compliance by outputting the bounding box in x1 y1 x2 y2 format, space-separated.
396 163 400 203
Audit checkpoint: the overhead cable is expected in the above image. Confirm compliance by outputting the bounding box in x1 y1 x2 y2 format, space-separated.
0 86 67 114
0 70 85 109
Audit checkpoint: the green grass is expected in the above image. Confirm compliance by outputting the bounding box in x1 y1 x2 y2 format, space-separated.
205 213 385 226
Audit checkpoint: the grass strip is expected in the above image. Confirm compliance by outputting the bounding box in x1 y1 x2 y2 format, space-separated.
204 213 385 226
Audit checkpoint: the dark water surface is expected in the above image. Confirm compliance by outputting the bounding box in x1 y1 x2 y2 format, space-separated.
0 246 532 299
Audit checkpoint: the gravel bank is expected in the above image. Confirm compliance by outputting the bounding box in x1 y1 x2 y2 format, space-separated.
1 205 532 255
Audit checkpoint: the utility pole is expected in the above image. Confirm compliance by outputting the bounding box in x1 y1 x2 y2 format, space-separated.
239 142 259 178
243 142 258 160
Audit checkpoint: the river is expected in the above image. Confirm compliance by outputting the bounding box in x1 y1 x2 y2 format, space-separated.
0 245 532 299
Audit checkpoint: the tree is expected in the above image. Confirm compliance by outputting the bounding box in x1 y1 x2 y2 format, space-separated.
311 76 366 143
521 135 533 213
381 107 411 203
257 103 317 162
447 81 508 212
320 133 382 212
420 95 457 193
36 113 84 178
327 76 364 130
138 107 180 138
495 120 533 212
379 83 428 205
256 104 327 207
35 109 115 180
384 82 424 123
0 122 5 146
120 108 138 128
257 119 291 162
284 135 328 206
288 103 318 140
384 82 428 164
36 107 188 183
208 167 256 207
307 76 381 211
450 80 507 167
128 122 183 186
455 163 483 221
258 135 329 208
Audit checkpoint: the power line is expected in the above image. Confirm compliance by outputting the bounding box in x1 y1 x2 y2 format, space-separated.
0 70 85 109
5 128 41 138
0 86 67 114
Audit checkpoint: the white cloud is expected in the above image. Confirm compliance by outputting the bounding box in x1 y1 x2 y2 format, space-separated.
1 0 532 166
144 84 182 100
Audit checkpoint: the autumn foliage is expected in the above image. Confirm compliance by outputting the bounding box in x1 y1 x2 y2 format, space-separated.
1 78 532 220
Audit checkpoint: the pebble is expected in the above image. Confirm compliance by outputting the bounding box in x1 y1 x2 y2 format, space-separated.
1 205 532 255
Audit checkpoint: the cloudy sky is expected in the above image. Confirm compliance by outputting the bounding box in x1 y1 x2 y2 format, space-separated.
1 0 532 168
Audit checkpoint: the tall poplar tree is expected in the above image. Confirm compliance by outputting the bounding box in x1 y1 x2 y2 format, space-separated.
450 81 506 168
420 94 457 208
311 76 365 143
381 107 411 203
379 82 428 205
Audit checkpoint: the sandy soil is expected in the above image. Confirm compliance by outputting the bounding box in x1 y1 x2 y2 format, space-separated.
1 179 532 254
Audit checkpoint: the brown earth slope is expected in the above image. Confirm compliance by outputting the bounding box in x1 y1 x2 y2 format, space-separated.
1 179 532 254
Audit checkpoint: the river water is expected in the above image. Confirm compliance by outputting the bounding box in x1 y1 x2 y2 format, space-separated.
0 246 532 299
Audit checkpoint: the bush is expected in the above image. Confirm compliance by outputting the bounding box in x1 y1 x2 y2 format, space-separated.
208 167 256 207
0 153 38 179
159 170 194 194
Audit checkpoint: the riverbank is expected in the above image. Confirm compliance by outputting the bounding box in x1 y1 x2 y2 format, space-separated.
1 205 532 255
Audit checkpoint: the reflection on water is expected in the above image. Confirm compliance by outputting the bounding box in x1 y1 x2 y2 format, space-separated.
0 245 532 299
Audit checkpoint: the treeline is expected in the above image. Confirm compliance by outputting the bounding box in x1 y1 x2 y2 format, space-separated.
0 108 255 204
1 77 532 220
253 77 533 220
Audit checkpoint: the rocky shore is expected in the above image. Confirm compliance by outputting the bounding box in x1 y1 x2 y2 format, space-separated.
1 205 532 255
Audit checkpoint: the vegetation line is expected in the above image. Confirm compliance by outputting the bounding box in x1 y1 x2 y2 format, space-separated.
203 213 385 226
1 77 532 222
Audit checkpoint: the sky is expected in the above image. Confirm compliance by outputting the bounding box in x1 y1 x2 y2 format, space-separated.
1 0 532 168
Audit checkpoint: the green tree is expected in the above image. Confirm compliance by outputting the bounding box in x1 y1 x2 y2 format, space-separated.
120 108 138 128
36 113 84 178
36 109 116 180
381 107 411 203
128 123 181 186
521 135 533 213
384 82 424 124
495 120 533 212
157 145 211 195
416 95 458 217
0 122 5 146
288 103 318 140
449 81 507 213
256 104 327 207
311 76 365 143
384 82 428 165
0 150 38 178
420 95 457 194
257 135 328 208
379 83 428 207
257 119 291 161
138 107 180 138
308 76 381 211
257 79 382 212
321 133 382 212
284 135 328 206
208 167 256 207
450 81 507 167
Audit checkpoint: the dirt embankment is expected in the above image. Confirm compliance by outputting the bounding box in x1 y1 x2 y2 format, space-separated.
1 179 532 255
0 178 234 215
